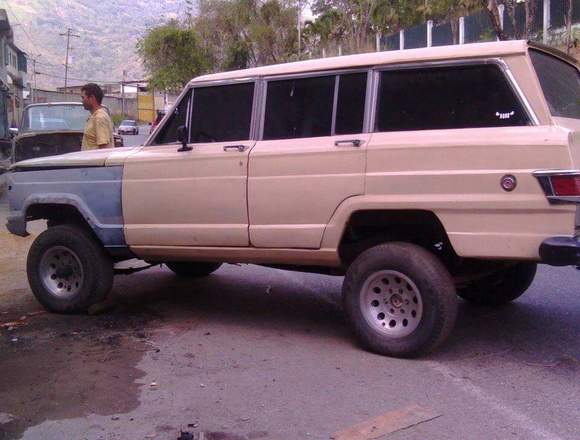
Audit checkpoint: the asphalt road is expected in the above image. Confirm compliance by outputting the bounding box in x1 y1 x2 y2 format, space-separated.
120 125 151 148
0 139 578 440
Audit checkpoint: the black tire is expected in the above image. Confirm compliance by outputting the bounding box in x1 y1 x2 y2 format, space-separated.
343 242 458 358
457 262 537 306
27 224 114 314
165 262 222 278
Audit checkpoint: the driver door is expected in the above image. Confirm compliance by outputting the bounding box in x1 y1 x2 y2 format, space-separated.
123 82 256 248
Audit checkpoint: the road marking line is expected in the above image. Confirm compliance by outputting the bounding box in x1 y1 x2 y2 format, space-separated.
426 361 564 440
332 404 440 440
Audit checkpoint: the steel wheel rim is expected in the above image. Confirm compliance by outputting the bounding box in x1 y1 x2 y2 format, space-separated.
360 270 424 337
39 246 84 299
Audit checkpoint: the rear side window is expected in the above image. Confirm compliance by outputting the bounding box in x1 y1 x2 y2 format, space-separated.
376 64 529 132
263 76 335 140
153 89 191 145
191 82 254 142
335 73 367 135
530 49 580 119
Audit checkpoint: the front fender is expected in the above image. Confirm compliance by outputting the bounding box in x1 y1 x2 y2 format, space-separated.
6 166 126 249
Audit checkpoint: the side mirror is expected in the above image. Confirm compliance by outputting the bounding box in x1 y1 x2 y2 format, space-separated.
176 125 192 152
8 127 18 137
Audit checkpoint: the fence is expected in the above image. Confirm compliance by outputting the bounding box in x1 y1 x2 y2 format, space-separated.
381 0 580 52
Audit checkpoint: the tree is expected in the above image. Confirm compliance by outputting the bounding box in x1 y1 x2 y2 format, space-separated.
137 21 212 91
194 0 299 69
482 0 507 40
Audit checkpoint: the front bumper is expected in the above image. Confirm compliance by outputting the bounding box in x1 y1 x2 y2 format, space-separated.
539 236 580 267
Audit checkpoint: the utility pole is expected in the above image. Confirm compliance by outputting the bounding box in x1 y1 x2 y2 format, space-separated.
27 54 41 104
59 28 80 94
121 70 126 116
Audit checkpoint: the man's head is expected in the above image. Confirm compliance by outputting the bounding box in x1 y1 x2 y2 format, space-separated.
80 83 104 112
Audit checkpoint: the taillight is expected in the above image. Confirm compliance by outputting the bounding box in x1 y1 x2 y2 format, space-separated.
551 175 580 197
533 170 580 203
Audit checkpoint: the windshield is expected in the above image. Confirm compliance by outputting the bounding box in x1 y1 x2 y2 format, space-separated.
121 120 136 126
21 105 89 132
530 49 580 119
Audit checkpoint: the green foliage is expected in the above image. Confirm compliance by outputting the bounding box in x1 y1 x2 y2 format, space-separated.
137 0 504 90
111 114 129 127
137 21 213 92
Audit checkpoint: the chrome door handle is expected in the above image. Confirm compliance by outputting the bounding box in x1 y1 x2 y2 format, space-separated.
223 145 247 152
334 139 362 147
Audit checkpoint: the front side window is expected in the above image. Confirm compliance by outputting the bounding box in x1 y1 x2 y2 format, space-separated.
530 49 580 119
153 89 191 145
263 75 335 140
376 64 529 132
190 82 254 143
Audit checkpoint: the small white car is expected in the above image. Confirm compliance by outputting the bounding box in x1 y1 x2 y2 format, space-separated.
117 120 139 135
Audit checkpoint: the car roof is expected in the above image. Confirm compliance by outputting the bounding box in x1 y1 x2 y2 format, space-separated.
24 102 84 109
190 40 532 84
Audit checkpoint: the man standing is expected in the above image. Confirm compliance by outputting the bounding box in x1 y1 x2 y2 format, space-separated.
80 83 114 150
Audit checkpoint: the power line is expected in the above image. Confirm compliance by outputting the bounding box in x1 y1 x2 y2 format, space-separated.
35 71 120 84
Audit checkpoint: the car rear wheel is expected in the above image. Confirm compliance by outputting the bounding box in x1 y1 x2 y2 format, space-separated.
343 242 458 358
165 262 222 278
457 262 537 306
27 224 114 313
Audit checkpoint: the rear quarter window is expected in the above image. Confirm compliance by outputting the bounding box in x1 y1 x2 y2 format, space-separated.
530 49 580 119
376 64 530 132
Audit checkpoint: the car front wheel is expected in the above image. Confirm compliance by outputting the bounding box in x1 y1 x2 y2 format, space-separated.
343 242 458 358
27 224 114 313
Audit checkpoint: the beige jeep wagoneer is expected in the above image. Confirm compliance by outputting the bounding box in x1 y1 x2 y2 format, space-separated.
6 40 580 358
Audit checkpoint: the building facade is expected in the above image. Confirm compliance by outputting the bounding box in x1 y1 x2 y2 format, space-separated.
0 9 27 129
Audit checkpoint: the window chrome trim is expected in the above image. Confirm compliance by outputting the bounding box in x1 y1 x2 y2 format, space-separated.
331 75 339 135
250 80 264 141
363 70 377 134
257 68 372 141
371 58 540 131
497 58 540 126
145 85 193 146
186 79 258 144
261 67 372 82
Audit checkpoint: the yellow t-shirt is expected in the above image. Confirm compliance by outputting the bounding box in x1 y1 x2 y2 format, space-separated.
82 107 114 150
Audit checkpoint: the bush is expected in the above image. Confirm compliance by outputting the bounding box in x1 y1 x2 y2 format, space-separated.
111 114 128 127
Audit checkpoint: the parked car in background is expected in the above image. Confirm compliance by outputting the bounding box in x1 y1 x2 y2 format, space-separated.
118 119 139 135
10 102 123 164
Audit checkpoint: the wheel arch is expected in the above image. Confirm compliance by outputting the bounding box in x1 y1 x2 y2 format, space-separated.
22 195 127 256
335 208 458 267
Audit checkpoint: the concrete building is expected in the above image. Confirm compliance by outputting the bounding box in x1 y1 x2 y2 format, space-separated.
0 9 27 127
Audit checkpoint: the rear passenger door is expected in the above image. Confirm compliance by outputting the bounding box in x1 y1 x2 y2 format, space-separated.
249 71 370 248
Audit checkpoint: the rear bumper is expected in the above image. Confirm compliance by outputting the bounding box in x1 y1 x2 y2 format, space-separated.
539 236 580 267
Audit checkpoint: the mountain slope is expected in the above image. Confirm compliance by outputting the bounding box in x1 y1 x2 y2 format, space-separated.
0 0 186 90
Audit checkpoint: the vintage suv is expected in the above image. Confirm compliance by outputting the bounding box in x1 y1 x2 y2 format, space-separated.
5 41 580 358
